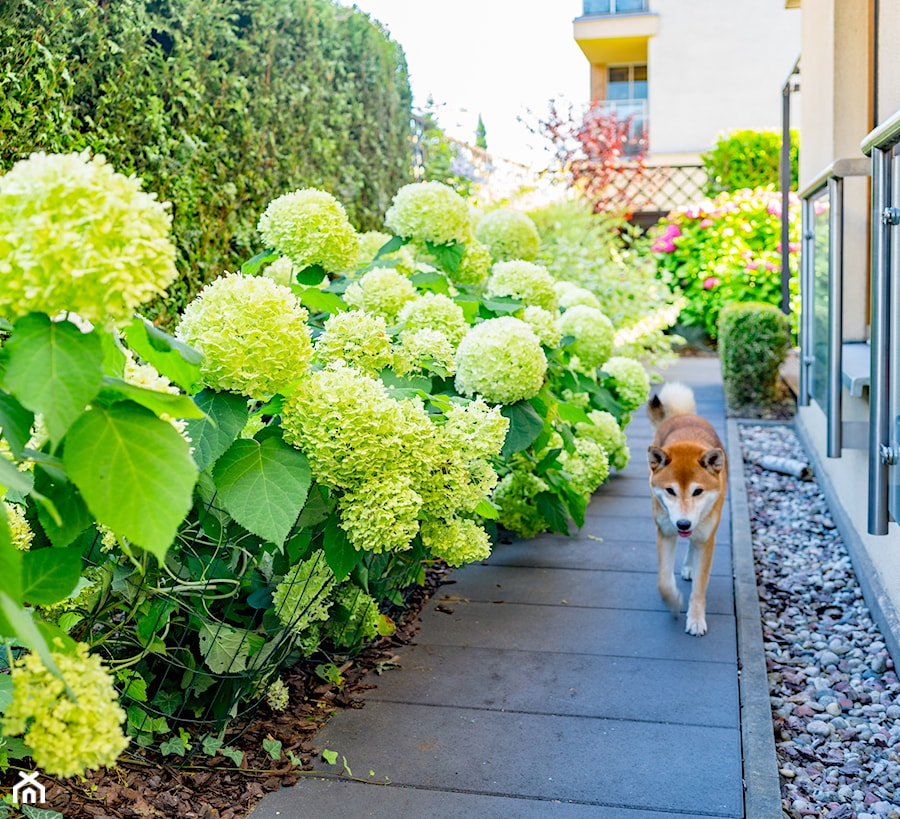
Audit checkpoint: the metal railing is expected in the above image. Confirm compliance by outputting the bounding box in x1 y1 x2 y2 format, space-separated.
582 0 648 15
861 110 900 534
798 157 870 457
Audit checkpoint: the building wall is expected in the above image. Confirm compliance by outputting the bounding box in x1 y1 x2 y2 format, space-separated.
646 0 800 157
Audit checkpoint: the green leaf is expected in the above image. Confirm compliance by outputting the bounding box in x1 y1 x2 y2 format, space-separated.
97 376 206 419
424 239 465 274
1 314 103 446
0 675 12 711
21 546 83 606
100 326 128 378
474 498 500 520
117 671 148 703
212 436 311 547
123 316 203 393
297 287 347 315
0 516 21 607
63 402 198 561
0 592 70 697
535 491 571 535
323 516 361 581
33 467 92 548
184 390 250 472
197 623 265 674
409 270 451 295
0 454 33 497
0 391 34 458
534 447 563 476
22 808 64 819
556 401 591 425
374 235 406 258
159 736 187 757
221 746 243 766
379 368 432 399
240 248 280 277
322 748 338 765
201 736 224 757
262 737 283 761
295 263 328 285
480 296 523 316
500 401 544 458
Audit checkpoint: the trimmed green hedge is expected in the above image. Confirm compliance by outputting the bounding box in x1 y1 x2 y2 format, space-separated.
719 301 790 408
702 129 799 195
0 0 414 324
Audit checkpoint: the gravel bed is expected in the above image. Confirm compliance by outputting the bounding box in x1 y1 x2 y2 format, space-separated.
740 423 900 819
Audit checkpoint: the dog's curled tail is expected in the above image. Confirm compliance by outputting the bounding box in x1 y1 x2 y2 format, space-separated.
647 382 696 428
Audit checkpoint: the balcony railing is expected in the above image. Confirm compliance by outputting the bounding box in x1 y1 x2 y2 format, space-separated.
591 99 647 156
582 0 649 16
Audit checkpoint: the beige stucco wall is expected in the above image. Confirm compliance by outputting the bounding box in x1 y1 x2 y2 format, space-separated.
646 0 800 156
877 0 900 119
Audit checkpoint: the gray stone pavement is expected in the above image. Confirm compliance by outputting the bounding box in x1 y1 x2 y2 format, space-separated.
251 356 777 818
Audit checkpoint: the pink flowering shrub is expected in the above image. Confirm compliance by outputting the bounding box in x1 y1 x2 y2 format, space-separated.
650 187 800 340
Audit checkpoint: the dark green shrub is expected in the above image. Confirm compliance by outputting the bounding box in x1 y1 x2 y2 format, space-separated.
702 129 799 195
0 0 414 325
719 301 790 408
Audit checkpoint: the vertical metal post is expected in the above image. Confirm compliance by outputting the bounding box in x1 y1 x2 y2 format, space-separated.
798 196 813 406
869 147 891 535
781 79 793 315
827 177 844 457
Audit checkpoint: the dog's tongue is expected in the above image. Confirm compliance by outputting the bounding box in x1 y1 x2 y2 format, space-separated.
678 530 692 538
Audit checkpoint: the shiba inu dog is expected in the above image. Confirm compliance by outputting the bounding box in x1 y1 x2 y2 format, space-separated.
647 383 727 637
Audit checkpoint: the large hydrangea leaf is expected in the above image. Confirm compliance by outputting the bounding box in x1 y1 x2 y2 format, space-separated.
63 402 198 561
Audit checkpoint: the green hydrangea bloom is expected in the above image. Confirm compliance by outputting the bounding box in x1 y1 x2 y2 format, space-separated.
558 305 615 369
314 310 393 375
272 551 336 635
453 236 493 286
257 188 359 272
262 255 296 287
265 677 290 711
5 502 34 551
421 516 491 566
602 355 650 412
576 410 630 471
393 328 457 377
175 272 313 399
559 437 610 497
2 643 128 777
561 389 590 409
325 584 382 648
454 317 547 405
337 476 422 553
384 181 471 246
0 151 177 324
519 305 561 348
475 208 541 262
492 470 549 538
353 231 416 277
442 398 510 461
555 280 602 311
344 267 417 323
399 293 469 346
486 261 558 312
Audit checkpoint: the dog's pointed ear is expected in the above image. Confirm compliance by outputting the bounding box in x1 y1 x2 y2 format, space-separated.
648 446 669 472
701 448 726 474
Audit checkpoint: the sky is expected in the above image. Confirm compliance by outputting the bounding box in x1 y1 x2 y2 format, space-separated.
339 1 589 168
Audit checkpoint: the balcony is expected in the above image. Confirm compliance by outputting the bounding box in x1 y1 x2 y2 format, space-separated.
581 0 648 16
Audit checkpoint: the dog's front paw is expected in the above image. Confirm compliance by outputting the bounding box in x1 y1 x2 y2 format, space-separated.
659 585 683 616
685 615 708 636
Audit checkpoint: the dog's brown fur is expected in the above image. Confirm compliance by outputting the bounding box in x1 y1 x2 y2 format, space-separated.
647 383 727 636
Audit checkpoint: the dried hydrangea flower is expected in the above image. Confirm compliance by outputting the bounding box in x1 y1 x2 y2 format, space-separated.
175 272 313 399
558 305 615 369
384 181 471 247
257 188 359 273
486 260 558 312
475 208 541 262
2 643 128 777
454 317 547 405
0 151 177 324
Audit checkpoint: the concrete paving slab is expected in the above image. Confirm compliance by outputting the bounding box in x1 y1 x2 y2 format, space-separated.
440 564 735 615
296 700 743 817
416 600 737 662
251 777 738 819
364 643 739 727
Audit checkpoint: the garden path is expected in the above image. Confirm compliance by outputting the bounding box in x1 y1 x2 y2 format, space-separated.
250 356 776 818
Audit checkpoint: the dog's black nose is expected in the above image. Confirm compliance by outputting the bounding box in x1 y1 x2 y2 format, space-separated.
676 519 692 531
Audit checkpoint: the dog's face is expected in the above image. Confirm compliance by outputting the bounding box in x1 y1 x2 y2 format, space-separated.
648 442 726 539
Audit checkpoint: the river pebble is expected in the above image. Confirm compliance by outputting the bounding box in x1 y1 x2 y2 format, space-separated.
740 423 900 819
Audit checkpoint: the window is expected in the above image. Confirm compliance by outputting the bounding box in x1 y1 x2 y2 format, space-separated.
607 65 648 102
583 0 648 14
